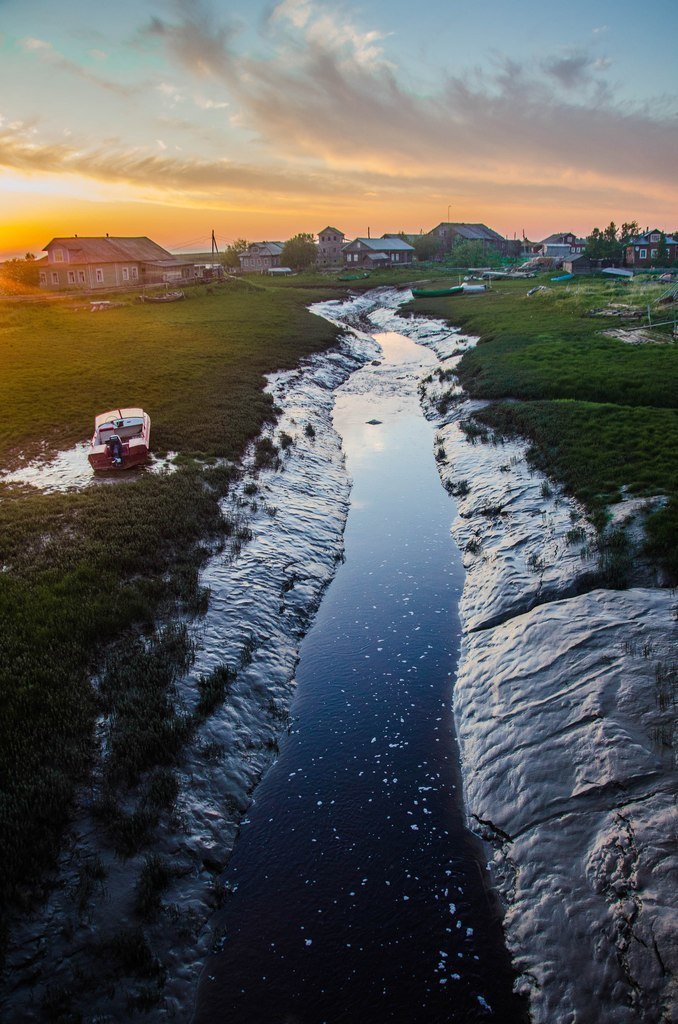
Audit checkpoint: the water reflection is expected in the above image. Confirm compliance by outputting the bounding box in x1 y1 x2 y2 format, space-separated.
193 328 526 1024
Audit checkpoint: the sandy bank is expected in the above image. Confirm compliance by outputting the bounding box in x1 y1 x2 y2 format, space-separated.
365 289 677 1024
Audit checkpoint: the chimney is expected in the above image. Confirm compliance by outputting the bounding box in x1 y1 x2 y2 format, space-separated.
368 227 370 239
106 232 109 238
74 233 78 238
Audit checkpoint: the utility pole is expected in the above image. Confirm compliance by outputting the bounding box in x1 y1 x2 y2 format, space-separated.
211 230 219 257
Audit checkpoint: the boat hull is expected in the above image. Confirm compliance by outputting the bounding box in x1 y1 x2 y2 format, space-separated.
412 286 463 297
88 409 151 472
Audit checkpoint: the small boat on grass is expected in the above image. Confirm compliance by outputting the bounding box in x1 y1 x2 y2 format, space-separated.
412 285 464 298
88 408 151 472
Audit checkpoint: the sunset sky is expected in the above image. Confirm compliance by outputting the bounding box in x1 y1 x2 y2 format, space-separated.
1 0 676 258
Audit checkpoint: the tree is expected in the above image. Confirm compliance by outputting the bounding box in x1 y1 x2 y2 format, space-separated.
656 232 669 266
446 239 502 268
0 256 39 288
585 221 639 262
281 233 317 271
411 234 442 262
221 238 250 269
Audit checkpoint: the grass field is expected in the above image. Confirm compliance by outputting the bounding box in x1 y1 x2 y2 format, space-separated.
0 279 343 936
403 277 678 576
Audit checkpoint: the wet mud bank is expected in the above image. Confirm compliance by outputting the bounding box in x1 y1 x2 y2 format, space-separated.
353 290 676 1024
1 332 378 1021
192 313 526 1023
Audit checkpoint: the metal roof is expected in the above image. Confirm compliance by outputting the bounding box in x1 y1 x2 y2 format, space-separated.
43 236 179 264
242 242 284 257
431 222 505 242
345 237 414 252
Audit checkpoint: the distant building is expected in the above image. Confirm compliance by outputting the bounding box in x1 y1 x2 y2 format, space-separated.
426 222 518 257
239 242 284 273
625 230 678 268
317 227 345 267
37 236 195 290
537 232 587 258
342 236 415 269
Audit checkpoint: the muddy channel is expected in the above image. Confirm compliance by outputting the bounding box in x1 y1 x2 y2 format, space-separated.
2 288 675 1024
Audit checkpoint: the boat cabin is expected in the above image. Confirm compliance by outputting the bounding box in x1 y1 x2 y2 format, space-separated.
94 410 145 445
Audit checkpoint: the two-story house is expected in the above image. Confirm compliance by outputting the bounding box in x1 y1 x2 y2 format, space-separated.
537 232 587 258
625 230 678 268
317 227 345 267
238 242 284 272
37 236 195 290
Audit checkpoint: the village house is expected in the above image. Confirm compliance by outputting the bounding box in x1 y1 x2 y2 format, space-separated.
342 236 415 269
625 229 678 268
37 236 195 290
426 222 519 257
317 227 345 267
239 241 284 273
535 232 587 258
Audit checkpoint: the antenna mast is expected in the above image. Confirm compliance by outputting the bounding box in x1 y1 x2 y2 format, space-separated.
211 230 219 257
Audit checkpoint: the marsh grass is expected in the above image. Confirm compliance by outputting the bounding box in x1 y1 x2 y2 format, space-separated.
405 277 677 577
0 281 342 936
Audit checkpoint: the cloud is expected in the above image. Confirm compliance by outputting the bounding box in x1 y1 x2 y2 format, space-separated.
143 0 237 79
19 36 136 96
269 0 391 67
542 50 611 89
270 0 313 29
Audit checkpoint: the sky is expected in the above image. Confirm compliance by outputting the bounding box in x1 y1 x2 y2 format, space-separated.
1 0 676 257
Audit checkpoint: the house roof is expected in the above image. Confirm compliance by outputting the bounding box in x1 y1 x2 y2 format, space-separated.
629 231 677 245
344 237 415 252
540 232 579 244
42 236 179 264
431 222 505 242
242 241 284 257
318 226 344 236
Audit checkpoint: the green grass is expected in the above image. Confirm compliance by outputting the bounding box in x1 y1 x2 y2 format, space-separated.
405 277 678 576
0 279 344 939
0 280 342 463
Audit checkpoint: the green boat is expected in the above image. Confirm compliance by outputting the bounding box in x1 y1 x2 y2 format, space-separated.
411 285 464 298
338 271 371 281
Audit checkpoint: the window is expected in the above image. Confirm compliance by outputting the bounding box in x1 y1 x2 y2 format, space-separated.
131 266 138 280
639 249 647 259
51 271 59 284
67 271 75 284
53 249 64 263
650 233 659 242
122 267 129 281
96 268 104 283
39 272 47 284
78 271 86 283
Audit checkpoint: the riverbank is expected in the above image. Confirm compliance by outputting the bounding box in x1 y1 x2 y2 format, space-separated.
2 285 674 1021
1 325 379 1020
364 290 676 1023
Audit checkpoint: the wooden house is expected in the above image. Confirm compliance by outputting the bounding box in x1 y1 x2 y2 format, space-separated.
239 242 284 273
342 236 414 269
317 227 345 267
37 236 195 290
625 230 678 268
538 232 586 256
426 222 517 257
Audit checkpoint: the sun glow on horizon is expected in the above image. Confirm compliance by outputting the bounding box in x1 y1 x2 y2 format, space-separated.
1 1 676 260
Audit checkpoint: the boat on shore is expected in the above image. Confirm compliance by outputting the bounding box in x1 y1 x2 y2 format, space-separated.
88 408 151 472
139 290 185 303
412 285 464 298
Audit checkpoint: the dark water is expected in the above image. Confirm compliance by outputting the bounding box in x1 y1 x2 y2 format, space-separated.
193 333 526 1023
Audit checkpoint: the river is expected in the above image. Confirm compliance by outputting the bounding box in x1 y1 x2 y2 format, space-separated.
193 326 526 1023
